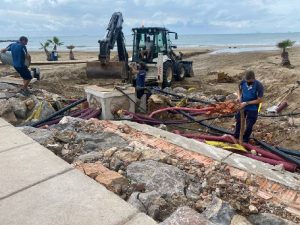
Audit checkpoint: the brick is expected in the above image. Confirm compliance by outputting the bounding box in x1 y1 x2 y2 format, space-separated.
280 190 297 203
285 207 300 217
257 190 273 200
228 167 248 181
76 163 129 194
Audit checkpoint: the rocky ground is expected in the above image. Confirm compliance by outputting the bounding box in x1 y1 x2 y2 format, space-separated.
21 117 300 225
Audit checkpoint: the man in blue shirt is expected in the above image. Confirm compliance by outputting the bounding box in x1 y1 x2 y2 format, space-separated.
1 36 32 96
234 70 264 143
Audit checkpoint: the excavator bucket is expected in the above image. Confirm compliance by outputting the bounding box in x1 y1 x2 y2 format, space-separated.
86 61 128 79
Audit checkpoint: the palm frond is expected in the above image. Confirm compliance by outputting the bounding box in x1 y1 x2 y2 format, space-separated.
277 39 296 49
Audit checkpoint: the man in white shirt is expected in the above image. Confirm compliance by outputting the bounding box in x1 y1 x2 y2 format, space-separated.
141 36 153 60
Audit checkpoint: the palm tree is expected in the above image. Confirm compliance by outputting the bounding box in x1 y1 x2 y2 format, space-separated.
47 36 64 51
39 41 51 61
66 45 75 60
277 39 295 66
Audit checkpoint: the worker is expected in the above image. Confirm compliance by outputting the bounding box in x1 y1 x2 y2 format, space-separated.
131 62 147 99
1 36 32 96
141 36 153 60
234 70 264 143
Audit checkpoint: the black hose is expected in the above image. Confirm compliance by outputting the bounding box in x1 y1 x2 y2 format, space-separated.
30 98 87 127
276 147 300 157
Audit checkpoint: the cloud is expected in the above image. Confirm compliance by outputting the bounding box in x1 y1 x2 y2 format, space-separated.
0 0 300 36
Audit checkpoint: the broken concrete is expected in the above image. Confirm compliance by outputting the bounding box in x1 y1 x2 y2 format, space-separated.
127 160 188 198
160 206 214 225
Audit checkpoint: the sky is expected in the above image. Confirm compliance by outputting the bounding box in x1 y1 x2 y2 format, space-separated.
0 0 300 37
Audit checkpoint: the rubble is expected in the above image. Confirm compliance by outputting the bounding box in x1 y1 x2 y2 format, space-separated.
160 206 214 225
202 196 236 225
21 118 300 224
230 215 253 225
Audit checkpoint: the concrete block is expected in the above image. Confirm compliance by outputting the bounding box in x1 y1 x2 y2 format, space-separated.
223 153 300 190
124 213 158 225
118 121 232 161
0 169 138 225
0 125 34 152
0 142 72 198
0 117 10 127
85 85 136 120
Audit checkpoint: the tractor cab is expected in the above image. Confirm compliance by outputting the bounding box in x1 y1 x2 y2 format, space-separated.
132 27 178 63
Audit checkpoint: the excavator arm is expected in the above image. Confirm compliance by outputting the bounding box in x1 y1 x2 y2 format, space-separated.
87 12 129 80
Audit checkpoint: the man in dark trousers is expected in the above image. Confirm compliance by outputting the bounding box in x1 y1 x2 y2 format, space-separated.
234 70 264 143
1 36 32 96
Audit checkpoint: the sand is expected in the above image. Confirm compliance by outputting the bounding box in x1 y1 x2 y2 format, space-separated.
0 47 299 149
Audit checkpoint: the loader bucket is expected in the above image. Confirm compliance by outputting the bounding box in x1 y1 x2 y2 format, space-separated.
86 61 128 79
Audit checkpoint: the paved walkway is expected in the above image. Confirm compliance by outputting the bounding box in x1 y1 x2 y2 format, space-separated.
0 118 157 225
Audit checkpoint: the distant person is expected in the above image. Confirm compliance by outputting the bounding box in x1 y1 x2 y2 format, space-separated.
141 36 153 60
234 70 264 143
1 36 32 96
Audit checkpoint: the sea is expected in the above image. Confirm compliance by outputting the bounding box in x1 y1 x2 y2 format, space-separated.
1 33 300 54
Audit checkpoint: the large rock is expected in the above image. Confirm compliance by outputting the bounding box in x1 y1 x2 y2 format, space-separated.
127 160 188 198
76 132 129 151
77 151 103 163
202 196 236 225
128 191 166 220
160 206 214 225
247 213 296 225
9 97 27 119
0 82 17 90
76 162 129 194
20 126 55 144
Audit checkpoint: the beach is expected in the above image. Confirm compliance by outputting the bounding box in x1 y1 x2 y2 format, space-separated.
0 46 299 149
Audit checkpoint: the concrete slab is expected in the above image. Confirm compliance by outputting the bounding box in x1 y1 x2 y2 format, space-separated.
0 125 34 152
124 213 158 225
0 169 138 225
118 121 232 161
223 153 300 190
0 117 10 127
0 142 72 198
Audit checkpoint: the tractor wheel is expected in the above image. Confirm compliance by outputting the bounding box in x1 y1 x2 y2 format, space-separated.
162 61 173 88
174 63 185 81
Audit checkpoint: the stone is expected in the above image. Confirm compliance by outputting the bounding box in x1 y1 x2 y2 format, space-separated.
140 149 168 161
24 98 35 110
104 147 118 157
0 99 12 116
76 132 129 151
247 213 296 225
9 97 27 119
39 100 56 120
20 126 55 145
173 87 187 94
1 111 17 124
127 160 188 198
217 72 234 83
249 205 258 214
114 150 141 163
230 215 253 225
186 182 202 200
77 151 103 163
54 130 76 143
160 206 214 225
202 196 236 225
128 192 147 213
76 162 129 194
0 82 17 90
